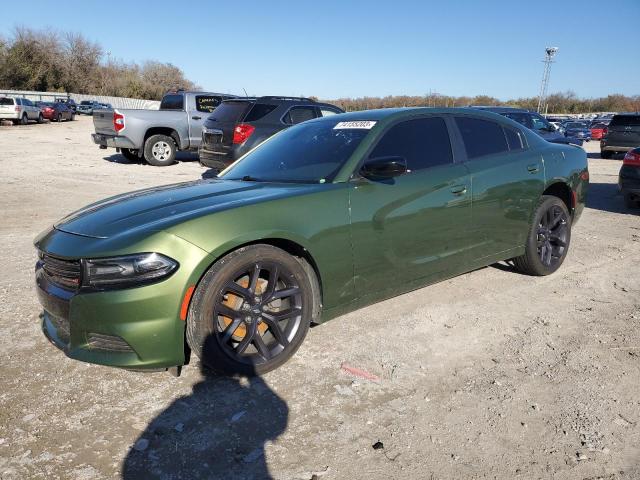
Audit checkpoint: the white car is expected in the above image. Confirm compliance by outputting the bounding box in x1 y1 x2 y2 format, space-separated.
0 97 42 124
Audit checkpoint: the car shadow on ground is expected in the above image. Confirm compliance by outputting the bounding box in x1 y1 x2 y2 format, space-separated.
586 152 625 160
102 151 200 165
121 336 287 480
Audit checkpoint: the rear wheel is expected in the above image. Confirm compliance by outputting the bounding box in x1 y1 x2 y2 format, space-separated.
143 134 177 166
20 114 28 125
120 148 139 162
186 244 318 376
601 150 613 159
513 195 571 276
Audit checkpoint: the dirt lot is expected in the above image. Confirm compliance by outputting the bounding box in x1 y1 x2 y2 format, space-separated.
0 116 638 480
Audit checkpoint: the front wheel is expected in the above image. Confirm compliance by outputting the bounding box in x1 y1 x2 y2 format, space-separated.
143 134 177 166
513 195 571 276
37 113 43 124
56 113 62 123
186 245 319 376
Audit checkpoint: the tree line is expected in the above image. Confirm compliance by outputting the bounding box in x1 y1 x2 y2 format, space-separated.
0 27 197 100
324 91 640 114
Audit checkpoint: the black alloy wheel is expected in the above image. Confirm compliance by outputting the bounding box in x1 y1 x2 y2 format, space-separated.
536 203 569 268
213 261 303 365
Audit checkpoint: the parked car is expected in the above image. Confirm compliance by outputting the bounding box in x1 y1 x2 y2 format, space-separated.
471 107 583 146
0 96 43 124
34 107 588 375
77 100 101 115
619 147 640 208
600 113 640 159
590 122 608 140
38 102 75 122
549 121 565 134
55 98 77 113
199 96 344 170
563 121 592 141
92 91 237 166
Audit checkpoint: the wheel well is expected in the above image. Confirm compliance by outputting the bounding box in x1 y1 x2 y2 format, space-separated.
543 182 572 213
144 127 181 148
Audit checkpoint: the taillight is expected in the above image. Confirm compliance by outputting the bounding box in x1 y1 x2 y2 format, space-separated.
602 127 608 137
14 106 20 112
113 111 125 133
623 150 640 166
233 123 255 144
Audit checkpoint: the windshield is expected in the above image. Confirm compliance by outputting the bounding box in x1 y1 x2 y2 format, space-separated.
220 120 370 183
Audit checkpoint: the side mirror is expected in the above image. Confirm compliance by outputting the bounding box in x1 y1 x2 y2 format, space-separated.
360 156 408 180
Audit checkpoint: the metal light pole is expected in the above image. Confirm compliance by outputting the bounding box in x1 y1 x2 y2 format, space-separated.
537 47 558 114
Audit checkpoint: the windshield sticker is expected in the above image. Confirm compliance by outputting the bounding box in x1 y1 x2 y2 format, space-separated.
333 121 377 130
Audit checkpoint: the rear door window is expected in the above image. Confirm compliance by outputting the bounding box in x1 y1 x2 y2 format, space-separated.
282 106 318 125
243 103 278 122
160 94 184 110
22 99 33 107
455 117 509 159
502 112 533 129
195 95 222 113
504 127 525 151
369 117 453 171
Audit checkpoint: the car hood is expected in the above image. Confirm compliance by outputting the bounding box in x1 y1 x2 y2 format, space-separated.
54 179 323 239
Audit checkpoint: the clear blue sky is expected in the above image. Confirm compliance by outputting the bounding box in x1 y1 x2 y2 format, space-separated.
2 0 639 99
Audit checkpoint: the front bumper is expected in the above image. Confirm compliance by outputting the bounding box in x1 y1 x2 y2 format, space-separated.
92 133 137 149
34 229 213 370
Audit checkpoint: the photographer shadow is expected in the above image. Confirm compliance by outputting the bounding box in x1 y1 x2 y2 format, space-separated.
122 336 287 479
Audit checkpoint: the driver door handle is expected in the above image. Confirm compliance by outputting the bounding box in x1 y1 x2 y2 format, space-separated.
450 185 467 195
192 115 202 120
527 164 539 173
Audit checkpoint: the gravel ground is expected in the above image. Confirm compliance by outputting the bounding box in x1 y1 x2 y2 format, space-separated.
0 116 638 480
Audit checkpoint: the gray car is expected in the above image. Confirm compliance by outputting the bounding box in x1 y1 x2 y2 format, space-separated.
0 97 42 124
92 91 237 166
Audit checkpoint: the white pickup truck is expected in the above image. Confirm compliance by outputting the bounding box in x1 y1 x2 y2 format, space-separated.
91 91 237 166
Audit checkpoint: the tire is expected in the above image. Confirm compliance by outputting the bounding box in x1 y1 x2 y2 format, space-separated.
20 114 28 125
601 150 613 159
624 193 638 209
37 113 43 124
120 148 140 162
56 113 62 123
143 134 177 166
513 195 571 276
186 244 318 376
70 113 75 121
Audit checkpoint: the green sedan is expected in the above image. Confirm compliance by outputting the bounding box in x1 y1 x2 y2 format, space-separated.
34 108 588 375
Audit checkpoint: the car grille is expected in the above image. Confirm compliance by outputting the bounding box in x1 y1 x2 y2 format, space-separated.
39 252 81 290
87 333 135 353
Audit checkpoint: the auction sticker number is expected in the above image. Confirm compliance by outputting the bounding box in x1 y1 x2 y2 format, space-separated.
333 121 377 130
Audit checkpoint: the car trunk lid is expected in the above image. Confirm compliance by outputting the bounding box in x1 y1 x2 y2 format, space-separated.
202 100 253 152
93 108 116 135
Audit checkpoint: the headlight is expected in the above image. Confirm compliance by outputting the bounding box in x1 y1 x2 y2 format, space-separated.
82 253 178 289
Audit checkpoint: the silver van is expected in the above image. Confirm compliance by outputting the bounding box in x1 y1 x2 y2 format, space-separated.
0 97 42 124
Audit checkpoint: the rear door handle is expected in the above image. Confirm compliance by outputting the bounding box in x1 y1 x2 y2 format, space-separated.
192 115 202 120
450 185 467 195
527 164 539 173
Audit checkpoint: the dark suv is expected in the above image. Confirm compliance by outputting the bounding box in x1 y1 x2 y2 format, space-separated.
471 106 583 146
600 113 640 159
199 96 344 170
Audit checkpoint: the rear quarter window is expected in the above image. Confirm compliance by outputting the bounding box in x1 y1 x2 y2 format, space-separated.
282 106 317 125
208 101 252 123
455 117 509 159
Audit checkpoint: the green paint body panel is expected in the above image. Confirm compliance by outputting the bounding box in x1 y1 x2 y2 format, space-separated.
33 107 588 370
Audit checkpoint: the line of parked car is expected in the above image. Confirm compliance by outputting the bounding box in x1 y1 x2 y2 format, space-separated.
0 96 112 125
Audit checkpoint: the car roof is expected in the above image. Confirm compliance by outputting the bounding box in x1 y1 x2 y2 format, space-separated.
470 106 531 113
312 106 530 123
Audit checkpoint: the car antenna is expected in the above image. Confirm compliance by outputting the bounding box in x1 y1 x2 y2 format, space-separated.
242 88 248 98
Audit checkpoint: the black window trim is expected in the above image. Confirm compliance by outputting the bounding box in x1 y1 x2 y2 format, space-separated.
350 113 457 179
